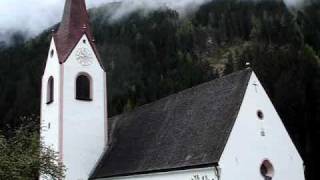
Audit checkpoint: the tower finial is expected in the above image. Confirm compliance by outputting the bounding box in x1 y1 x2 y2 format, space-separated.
53 0 96 63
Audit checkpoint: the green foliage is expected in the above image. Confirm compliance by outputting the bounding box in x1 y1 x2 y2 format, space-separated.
91 8 216 115
0 117 65 180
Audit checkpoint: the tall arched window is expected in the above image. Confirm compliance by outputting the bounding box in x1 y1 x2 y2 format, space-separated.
76 74 92 101
47 76 54 104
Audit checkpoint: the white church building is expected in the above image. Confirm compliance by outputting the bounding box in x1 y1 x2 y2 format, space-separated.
40 0 306 180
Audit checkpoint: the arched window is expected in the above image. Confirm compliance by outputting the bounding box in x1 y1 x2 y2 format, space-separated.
76 74 92 101
47 76 54 104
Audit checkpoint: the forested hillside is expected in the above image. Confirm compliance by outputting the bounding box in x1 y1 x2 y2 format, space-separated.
0 0 319 179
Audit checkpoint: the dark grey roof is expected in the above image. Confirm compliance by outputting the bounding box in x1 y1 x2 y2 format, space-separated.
90 69 252 179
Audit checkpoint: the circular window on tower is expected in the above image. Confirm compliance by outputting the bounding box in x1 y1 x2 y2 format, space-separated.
260 160 274 180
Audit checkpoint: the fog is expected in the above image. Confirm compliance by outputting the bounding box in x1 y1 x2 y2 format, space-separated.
0 0 305 43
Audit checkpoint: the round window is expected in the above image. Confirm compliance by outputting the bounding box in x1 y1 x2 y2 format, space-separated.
257 110 264 120
260 160 274 179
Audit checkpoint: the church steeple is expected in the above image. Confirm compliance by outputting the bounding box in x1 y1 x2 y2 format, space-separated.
41 0 107 179
54 0 100 64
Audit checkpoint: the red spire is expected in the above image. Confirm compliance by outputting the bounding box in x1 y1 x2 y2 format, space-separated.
54 0 101 64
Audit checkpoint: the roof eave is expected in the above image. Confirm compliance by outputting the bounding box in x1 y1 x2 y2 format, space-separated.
89 162 219 179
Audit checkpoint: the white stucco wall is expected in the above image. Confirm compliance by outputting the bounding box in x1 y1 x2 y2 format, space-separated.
219 72 305 180
98 167 219 180
94 71 304 180
40 38 61 180
41 37 61 154
41 35 107 180
62 34 107 180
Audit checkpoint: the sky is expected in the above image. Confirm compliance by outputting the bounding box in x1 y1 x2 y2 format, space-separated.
0 0 303 43
0 0 113 42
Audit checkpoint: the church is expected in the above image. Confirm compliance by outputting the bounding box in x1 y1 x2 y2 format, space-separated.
40 0 305 180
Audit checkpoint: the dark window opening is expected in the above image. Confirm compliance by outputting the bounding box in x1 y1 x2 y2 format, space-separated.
47 77 54 104
50 49 54 57
76 74 92 101
257 110 264 120
260 160 274 180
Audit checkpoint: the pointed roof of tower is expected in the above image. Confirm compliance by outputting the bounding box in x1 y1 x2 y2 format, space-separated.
54 0 102 65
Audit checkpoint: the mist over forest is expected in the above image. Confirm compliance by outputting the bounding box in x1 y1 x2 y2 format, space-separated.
0 0 311 44
0 0 319 179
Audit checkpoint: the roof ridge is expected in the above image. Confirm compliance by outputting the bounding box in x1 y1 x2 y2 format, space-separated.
109 68 253 120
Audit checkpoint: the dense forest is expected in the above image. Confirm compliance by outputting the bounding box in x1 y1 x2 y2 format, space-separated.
0 0 319 179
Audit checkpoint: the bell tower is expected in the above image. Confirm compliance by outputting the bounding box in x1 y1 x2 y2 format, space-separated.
40 0 107 179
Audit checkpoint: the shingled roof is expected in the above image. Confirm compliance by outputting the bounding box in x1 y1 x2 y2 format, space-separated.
90 69 253 179
54 0 103 66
